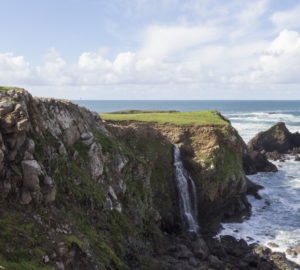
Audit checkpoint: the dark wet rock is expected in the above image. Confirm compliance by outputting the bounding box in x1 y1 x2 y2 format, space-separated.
286 248 298 257
248 122 300 160
191 237 209 260
257 261 274 270
295 155 300 161
291 147 300 155
267 242 279 248
266 150 283 161
243 150 278 174
248 122 293 153
294 244 300 254
246 177 264 199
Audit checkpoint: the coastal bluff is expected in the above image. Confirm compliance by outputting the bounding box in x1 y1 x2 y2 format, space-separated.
0 87 296 270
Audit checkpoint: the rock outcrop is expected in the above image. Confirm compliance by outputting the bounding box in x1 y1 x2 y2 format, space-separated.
243 150 278 174
248 122 300 159
0 88 162 269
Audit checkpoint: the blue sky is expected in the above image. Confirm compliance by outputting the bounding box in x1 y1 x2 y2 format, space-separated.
1 0 300 99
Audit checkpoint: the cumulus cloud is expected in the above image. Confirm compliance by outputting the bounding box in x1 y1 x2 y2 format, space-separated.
1 0 300 99
37 48 73 85
271 5 300 30
0 53 32 84
232 30 300 84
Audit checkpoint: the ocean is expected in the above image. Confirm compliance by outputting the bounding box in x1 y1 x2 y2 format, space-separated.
74 100 300 265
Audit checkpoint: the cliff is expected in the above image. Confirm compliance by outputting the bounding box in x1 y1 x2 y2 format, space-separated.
104 118 251 233
0 88 164 269
0 88 295 270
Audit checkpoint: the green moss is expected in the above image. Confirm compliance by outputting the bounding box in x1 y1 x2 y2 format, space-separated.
0 213 51 269
73 140 89 160
0 256 51 270
66 235 85 249
101 110 229 126
54 159 105 209
93 128 121 153
72 211 131 270
32 131 59 161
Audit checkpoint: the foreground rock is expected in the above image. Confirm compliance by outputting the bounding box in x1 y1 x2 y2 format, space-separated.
248 122 300 160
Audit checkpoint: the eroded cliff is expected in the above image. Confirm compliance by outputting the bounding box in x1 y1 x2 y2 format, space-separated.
105 119 251 233
0 88 294 270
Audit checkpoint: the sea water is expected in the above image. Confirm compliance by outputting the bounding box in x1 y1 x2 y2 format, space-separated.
74 100 300 264
221 110 300 266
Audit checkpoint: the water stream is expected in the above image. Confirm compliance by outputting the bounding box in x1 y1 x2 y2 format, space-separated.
173 146 199 233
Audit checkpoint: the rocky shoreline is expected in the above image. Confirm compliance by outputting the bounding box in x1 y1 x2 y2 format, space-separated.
0 87 299 269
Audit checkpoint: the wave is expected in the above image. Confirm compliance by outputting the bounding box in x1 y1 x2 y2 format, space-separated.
220 113 300 266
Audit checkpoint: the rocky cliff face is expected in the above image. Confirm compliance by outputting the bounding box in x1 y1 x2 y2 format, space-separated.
106 121 251 233
1 88 294 270
0 88 164 269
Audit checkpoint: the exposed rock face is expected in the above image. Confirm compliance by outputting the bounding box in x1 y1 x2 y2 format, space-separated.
243 150 278 174
248 122 300 156
106 121 251 233
0 88 160 269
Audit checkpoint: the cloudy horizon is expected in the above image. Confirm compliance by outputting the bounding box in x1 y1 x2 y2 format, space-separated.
1 0 300 100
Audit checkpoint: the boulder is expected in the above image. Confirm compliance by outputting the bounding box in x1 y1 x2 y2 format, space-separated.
21 160 41 191
248 122 292 153
243 151 277 174
208 255 223 269
20 188 32 204
62 126 80 146
0 100 14 116
294 245 300 254
191 237 210 260
265 151 283 161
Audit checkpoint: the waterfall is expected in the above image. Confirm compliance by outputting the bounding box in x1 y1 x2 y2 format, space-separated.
173 146 200 233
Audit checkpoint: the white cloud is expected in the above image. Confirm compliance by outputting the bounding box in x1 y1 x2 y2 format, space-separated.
140 25 219 57
1 0 300 99
271 5 300 30
0 53 32 84
232 30 300 84
37 48 72 85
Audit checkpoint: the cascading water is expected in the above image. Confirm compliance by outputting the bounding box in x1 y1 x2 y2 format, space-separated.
173 146 200 233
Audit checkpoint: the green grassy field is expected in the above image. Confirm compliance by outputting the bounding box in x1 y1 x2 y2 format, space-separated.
0 86 23 92
101 110 229 125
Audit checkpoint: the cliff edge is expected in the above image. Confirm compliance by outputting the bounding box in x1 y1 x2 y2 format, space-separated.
0 88 296 270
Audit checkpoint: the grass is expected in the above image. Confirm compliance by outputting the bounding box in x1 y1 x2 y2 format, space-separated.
101 110 229 126
0 86 23 92
108 110 178 114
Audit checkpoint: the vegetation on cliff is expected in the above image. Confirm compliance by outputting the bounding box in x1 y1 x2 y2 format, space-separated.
101 110 229 126
1 89 294 269
0 86 23 92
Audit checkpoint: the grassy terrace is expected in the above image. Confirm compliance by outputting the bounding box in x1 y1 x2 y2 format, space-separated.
101 110 229 126
0 86 23 92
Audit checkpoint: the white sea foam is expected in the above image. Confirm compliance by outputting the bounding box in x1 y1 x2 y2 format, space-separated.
218 113 300 266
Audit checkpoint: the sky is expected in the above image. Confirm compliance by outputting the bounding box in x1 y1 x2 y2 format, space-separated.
1 0 300 100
